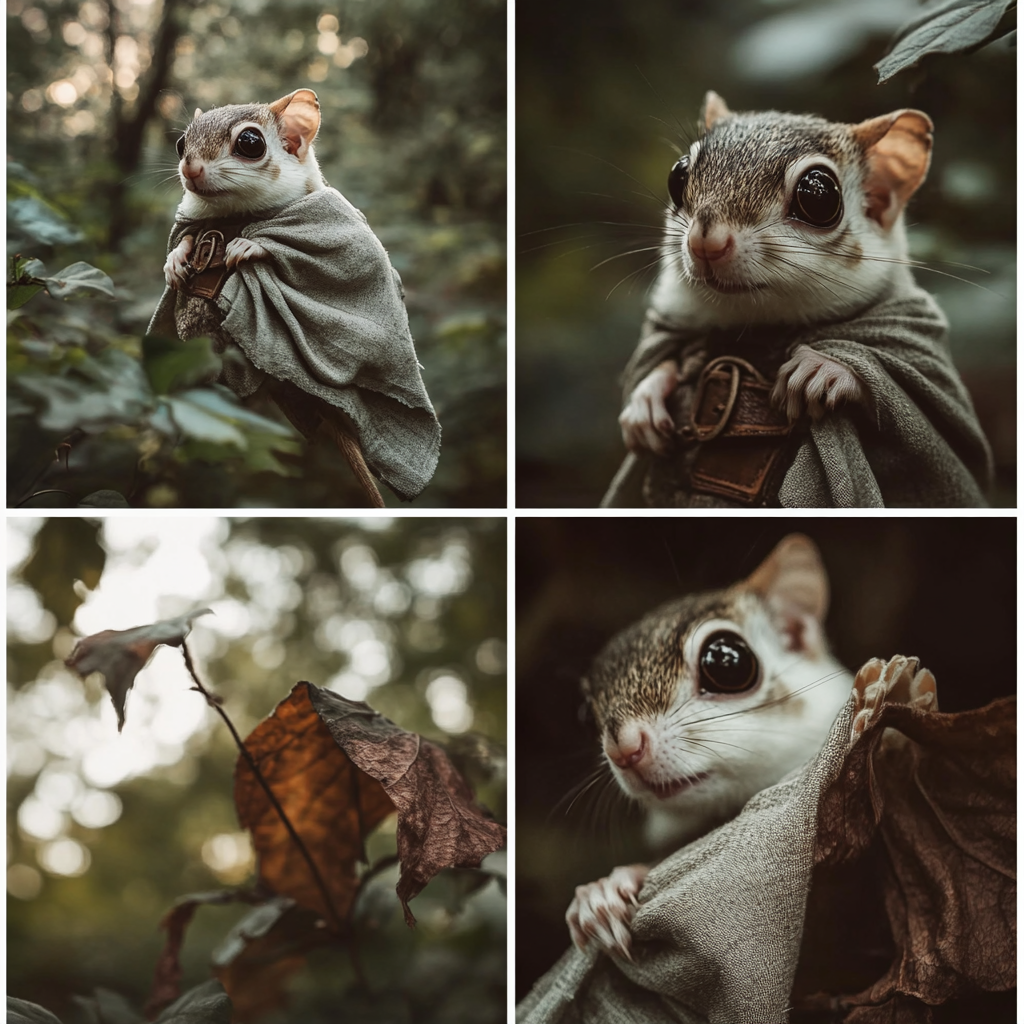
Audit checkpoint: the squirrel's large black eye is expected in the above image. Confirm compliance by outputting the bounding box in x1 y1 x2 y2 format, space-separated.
175 135 186 158
791 167 843 228
668 156 690 209
234 128 266 159
698 631 759 694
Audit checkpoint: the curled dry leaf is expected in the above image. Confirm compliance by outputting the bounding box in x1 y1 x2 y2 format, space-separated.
307 684 508 925
236 682 507 928
811 657 1015 1022
65 610 212 731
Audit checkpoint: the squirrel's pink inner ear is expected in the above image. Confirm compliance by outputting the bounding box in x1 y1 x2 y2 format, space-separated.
851 110 933 230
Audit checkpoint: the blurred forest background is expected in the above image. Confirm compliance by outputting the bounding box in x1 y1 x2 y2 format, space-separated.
516 0 1015 507
516 517 1016 1019
8 0 506 508
8 516 507 1022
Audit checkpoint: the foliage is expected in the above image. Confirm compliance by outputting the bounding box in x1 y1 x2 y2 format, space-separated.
875 0 1017 82
8 255 114 309
11 980 233 1024
7 0 506 507
8 517 507 1023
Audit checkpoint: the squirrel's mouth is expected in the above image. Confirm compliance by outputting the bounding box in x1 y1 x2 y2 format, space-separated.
698 275 769 295
637 771 710 800
185 182 228 198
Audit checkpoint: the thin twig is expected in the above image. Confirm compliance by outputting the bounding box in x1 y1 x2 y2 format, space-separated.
180 640 344 932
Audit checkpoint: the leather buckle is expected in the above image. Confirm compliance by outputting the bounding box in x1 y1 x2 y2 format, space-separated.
181 225 238 301
190 229 225 274
688 356 770 440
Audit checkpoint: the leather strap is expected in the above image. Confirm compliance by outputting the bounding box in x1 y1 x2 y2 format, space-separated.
676 355 796 506
180 222 245 300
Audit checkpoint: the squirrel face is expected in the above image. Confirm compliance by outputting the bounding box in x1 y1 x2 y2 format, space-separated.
581 535 853 847
175 88 325 218
652 92 934 329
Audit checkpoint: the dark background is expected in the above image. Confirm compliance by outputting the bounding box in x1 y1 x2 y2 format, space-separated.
516 0 1016 507
8 0 506 508
515 516 1016 1008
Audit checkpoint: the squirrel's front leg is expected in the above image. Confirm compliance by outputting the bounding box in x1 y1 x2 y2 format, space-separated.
566 863 650 960
225 237 270 269
619 359 681 455
164 234 194 290
772 345 868 422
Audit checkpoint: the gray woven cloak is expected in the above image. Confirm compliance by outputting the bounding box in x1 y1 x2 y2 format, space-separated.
148 187 441 501
602 283 992 508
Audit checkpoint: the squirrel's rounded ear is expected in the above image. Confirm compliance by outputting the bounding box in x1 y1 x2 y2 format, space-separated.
193 108 203 119
269 89 322 156
740 534 829 622
701 91 732 131
850 109 933 230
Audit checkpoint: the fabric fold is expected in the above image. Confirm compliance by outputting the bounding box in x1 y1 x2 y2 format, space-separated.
148 187 441 501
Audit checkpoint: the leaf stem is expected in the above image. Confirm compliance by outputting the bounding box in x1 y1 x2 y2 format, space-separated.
180 640 344 933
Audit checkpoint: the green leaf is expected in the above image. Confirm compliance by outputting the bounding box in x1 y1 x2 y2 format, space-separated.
79 490 131 507
166 395 247 446
7 256 47 309
7 283 45 310
153 981 232 1024
179 388 294 436
6 997 64 1024
71 988 143 1024
15 349 154 432
7 196 83 247
143 334 220 395
42 262 115 301
876 0 1016 82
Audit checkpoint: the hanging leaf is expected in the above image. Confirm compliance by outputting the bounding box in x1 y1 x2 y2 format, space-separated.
235 682 507 930
65 610 212 731
307 684 508 925
875 0 1016 82
233 683 396 928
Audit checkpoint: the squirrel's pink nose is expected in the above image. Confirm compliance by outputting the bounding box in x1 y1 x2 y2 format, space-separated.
689 223 734 263
606 729 648 769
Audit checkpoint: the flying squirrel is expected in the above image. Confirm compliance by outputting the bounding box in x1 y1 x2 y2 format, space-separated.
566 534 854 958
157 88 440 507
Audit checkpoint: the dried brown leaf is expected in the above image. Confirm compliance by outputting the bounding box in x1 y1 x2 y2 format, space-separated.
65 610 211 731
233 683 395 928
816 687 1015 1022
307 684 507 925
235 682 506 931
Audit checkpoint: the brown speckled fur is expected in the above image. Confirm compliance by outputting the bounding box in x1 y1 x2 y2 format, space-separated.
684 107 867 230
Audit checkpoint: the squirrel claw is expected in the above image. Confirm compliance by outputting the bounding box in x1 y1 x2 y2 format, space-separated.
225 236 269 269
164 234 194 290
773 345 867 422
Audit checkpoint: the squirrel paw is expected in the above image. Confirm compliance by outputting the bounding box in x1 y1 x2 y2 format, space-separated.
164 235 194 290
566 863 650 960
225 237 269 269
772 345 867 422
619 360 681 455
